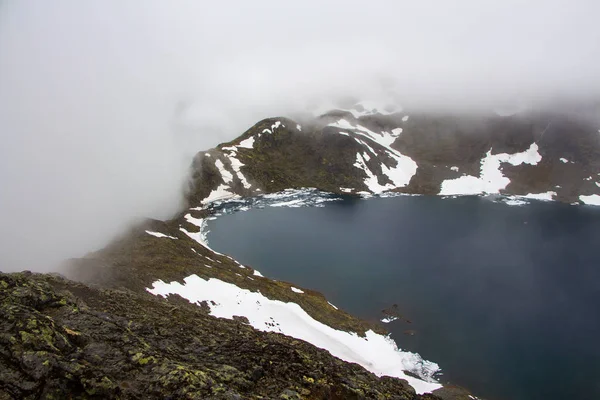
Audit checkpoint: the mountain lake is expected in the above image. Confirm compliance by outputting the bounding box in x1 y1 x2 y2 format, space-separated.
206 195 600 400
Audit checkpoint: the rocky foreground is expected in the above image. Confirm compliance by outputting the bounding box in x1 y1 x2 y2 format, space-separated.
0 272 448 399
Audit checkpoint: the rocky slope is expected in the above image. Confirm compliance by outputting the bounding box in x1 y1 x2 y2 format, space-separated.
0 271 443 400
187 107 600 206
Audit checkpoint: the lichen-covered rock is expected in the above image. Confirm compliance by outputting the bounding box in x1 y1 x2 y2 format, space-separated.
0 272 442 400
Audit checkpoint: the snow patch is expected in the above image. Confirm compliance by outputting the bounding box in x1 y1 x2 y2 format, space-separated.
253 270 264 277
228 156 252 189
214 159 234 184
290 287 304 294
148 275 441 394
402 115 409 122
450 166 459 172
522 191 556 201
579 194 600 206
391 128 403 136
202 184 239 205
296 124 302 131
331 118 416 193
238 136 255 149
381 316 399 323
145 230 177 239
440 143 541 196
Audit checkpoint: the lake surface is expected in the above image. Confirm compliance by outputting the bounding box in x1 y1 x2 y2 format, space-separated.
206 195 600 400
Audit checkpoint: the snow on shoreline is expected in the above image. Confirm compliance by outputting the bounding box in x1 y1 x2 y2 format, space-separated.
580 194 600 205
172 185 597 395
148 275 442 394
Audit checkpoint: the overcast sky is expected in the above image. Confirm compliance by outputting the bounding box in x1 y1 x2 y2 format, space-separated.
1 0 599 272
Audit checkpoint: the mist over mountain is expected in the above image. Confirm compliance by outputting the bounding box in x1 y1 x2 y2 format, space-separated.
1 0 600 271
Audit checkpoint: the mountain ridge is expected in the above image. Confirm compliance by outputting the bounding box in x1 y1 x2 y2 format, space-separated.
187 109 600 208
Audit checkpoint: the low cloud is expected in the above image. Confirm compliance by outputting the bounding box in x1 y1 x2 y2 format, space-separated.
1 0 599 271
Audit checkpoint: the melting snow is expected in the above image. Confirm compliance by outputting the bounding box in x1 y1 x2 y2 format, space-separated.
253 270 264 277
270 199 306 208
328 118 417 193
504 197 529 206
381 316 399 323
402 115 409 122
440 143 541 195
450 166 459 172
231 188 340 210
145 231 177 239
202 184 239 205
228 156 252 189
214 159 234 184
579 194 600 206
296 124 302 131
181 214 226 256
502 191 557 205
354 138 377 155
560 158 569 163
238 137 255 149
522 191 556 201
148 275 441 394
391 128 403 136
290 287 304 294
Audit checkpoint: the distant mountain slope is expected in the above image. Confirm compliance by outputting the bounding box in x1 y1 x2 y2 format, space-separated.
187 110 600 205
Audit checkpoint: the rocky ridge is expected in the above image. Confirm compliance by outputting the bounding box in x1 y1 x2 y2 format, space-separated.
188 107 600 206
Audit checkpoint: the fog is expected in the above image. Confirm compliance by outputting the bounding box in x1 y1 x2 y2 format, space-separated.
1 0 599 272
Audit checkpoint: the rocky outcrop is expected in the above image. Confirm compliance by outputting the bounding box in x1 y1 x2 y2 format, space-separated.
0 272 441 399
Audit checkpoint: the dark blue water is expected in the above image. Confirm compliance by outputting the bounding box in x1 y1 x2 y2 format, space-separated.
207 196 600 400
